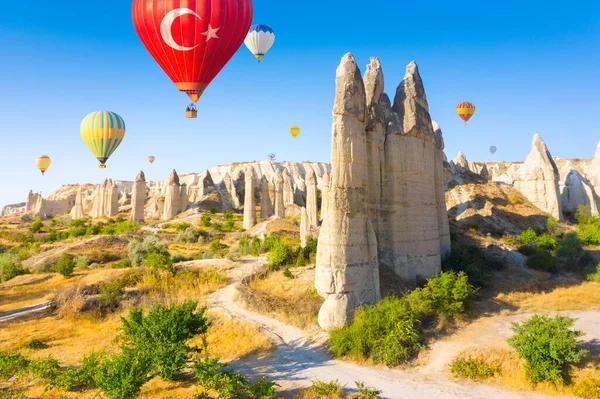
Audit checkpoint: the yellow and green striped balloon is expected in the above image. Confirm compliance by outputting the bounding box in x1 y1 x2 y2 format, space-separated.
80 111 126 168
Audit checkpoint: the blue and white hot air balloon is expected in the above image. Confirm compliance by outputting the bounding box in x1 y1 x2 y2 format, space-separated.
244 24 275 63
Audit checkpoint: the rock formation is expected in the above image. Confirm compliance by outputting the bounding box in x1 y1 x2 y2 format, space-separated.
163 170 182 221
300 207 310 248
319 172 330 222
180 183 188 214
243 166 257 229
315 54 381 330
273 169 285 219
260 176 273 219
24 190 69 220
589 141 600 206
283 170 295 205
90 180 119 218
453 151 469 169
316 55 449 330
305 168 318 227
513 134 563 221
118 191 129 207
130 171 146 222
561 166 599 215
71 187 85 219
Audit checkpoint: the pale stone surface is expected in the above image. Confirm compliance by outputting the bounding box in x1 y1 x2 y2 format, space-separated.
283 170 295 205
71 187 85 219
305 169 318 227
180 183 188 214
316 53 381 330
319 173 330 222
163 170 182 221
243 166 257 230
106 180 119 217
25 190 69 220
513 134 564 221
89 179 118 218
130 171 146 222
561 165 599 215
273 169 285 219
118 191 129 207
453 151 469 169
260 176 273 219
300 207 310 248
433 121 451 258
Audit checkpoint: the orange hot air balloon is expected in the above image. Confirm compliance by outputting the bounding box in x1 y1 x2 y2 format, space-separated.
35 155 51 175
148 156 155 164
456 102 476 125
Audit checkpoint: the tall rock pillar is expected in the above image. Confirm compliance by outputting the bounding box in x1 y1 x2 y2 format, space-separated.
130 171 146 222
305 168 319 227
163 170 181 221
433 121 451 258
319 172 330 222
71 187 85 219
260 176 273 219
315 53 380 330
273 169 285 219
243 166 257 229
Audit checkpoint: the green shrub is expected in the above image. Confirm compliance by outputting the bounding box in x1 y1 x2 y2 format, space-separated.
546 217 558 235
210 237 225 252
69 226 87 238
517 228 538 245
115 220 140 235
0 253 28 282
30 217 43 233
536 234 557 251
74 255 89 270
262 235 279 252
576 205 592 225
26 356 60 379
226 249 240 262
414 271 474 318
201 250 215 260
508 315 587 385
22 338 48 350
352 381 382 399
177 227 200 243
120 301 209 381
296 250 307 267
557 234 584 261
0 351 29 379
451 358 501 381
55 254 75 278
442 244 501 287
209 208 217 215
518 245 537 256
306 379 344 397
585 263 600 282
49 352 101 392
100 280 125 309
577 219 600 246
526 250 556 272
238 234 250 256
200 215 212 227
69 219 85 228
128 235 170 267
283 266 293 279
267 241 290 269
250 236 261 256
96 349 151 399
172 254 191 264
143 249 174 273
224 210 234 222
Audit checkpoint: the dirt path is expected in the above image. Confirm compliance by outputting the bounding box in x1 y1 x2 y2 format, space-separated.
207 257 578 399
0 301 52 323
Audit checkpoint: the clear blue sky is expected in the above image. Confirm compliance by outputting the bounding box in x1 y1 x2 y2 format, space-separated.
0 0 599 207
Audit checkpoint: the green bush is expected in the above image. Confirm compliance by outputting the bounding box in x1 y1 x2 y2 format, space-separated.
120 301 209 381
250 236 261 256
330 271 474 366
526 250 556 272
536 234 557 251
518 245 537 256
283 266 293 279
209 208 217 215
55 254 75 278
115 220 140 235
451 358 501 381
517 228 538 245
22 338 48 350
352 381 382 399
585 263 600 282
577 219 600 246
74 255 89 270
30 217 43 233
96 349 151 399
557 234 584 261
296 250 307 267
0 253 28 282
210 237 225 252
306 379 344 397
26 356 60 380
262 235 279 252
172 254 191 264
546 217 558 235
267 241 289 269
575 205 592 225
143 249 174 273
0 351 29 379
128 235 170 267
200 215 212 227
201 250 215 260
238 234 250 256
508 315 587 385
49 352 101 392
226 249 240 262
177 227 200 243
442 244 502 287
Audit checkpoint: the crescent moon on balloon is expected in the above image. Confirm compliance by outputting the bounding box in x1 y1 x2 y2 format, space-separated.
160 8 202 51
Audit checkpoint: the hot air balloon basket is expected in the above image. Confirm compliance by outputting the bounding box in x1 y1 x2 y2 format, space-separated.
186 110 198 119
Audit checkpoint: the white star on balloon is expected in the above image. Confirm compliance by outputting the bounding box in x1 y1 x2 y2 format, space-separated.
201 25 220 42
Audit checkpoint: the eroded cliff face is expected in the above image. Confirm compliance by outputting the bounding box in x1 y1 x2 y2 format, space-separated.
316 54 448 330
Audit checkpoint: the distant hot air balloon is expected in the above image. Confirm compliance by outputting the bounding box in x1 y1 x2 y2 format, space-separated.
490 146 497 155
244 24 275 63
35 155 51 175
290 126 300 139
148 156 156 164
456 102 476 125
80 111 126 169
132 0 253 118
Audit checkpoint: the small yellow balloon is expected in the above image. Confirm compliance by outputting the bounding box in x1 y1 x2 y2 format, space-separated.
35 155 51 175
148 156 155 164
289 126 300 139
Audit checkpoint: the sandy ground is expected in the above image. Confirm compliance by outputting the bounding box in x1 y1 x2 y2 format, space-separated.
207 257 598 399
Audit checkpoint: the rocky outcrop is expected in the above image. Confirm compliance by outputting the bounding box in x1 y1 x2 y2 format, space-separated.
315 54 381 330
589 142 600 208
163 170 183 221
90 180 119 219
243 166 257 230
316 55 449 330
283 170 295 205
513 134 563 221
300 207 310 248
260 176 273 219
273 169 285 219
453 151 469 169
25 190 69 220
319 173 330 222
305 168 318 227
187 171 215 203
1 203 25 217
71 187 85 219
561 166 599 215
130 171 146 222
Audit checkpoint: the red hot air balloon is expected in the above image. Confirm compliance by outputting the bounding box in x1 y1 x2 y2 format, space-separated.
132 0 253 118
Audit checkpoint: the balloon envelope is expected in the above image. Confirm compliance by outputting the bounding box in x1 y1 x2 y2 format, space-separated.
490 146 497 155
35 155 51 175
148 156 156 164
456 102 476 125
289 126 300 139
244 24 275 63
80 111 126 169
132 0 253 103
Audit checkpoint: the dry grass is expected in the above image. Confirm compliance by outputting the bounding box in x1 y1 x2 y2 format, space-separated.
239 268 323 330
451 347 600 397
496 281 600 311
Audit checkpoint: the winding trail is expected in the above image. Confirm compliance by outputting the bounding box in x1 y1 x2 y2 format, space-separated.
0 301 52 322
207 257 593 399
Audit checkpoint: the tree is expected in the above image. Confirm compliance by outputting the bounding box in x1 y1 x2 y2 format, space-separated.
267 153 276 162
